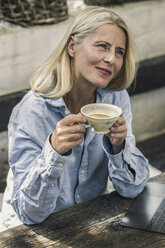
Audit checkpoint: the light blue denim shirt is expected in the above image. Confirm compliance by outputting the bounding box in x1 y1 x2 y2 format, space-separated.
8 88 149 225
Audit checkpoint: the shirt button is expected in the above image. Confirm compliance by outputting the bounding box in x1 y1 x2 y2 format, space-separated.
58 162 64 167
81 170 84 174
51 183 55 187
65 110 69 115
77 194 80 199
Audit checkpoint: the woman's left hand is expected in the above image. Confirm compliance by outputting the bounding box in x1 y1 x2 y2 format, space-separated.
107 114 127 154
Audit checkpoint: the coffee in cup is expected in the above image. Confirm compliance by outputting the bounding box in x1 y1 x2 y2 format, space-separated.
80 103 122 134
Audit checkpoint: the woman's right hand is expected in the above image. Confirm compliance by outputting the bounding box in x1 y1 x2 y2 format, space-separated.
50 113 87 155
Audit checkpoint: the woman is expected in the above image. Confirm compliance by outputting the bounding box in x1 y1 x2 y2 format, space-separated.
0 6 149 230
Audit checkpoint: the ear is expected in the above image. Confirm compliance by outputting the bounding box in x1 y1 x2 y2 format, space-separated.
68 36 76 57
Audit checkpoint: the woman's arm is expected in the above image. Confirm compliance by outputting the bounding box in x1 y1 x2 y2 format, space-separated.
9 121 68 224
9 112 86 225
102 90 150 198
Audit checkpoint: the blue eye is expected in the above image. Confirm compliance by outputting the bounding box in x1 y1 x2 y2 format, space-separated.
98 44 108 49
116 49 125 57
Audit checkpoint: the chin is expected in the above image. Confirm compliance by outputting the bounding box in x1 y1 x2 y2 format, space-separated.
86 76 111 88
95 81 110 89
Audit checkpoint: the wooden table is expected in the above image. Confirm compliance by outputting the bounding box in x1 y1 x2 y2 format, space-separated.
0 173 165 248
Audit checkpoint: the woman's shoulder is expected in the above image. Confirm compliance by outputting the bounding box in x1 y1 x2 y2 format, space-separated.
9 90 50 127
10 91 43 115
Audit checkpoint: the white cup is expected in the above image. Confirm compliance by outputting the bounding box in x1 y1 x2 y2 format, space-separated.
80 103 122 134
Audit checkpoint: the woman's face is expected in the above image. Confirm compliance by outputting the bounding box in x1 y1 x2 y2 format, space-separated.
68 24 126 89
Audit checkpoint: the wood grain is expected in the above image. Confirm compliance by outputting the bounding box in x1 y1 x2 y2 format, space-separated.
0 173 165 248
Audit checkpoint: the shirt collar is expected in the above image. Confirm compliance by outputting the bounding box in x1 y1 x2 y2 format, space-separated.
45 96 66 108
41 87 113 107
96 87 113 104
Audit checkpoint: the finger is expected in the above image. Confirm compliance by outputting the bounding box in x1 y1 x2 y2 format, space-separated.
116 115 126 125
110 131 127 139
56 122 86 136
51 130 84 154
63 138 84 152
110 125 127 133
110 126 127 139
54 137 83 155
61 113 86 126
111 119 122 128
59 132 84 143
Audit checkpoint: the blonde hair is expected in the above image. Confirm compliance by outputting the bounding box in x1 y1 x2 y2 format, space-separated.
31 6 137 98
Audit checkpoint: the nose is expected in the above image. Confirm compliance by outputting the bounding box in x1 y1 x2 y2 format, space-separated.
104 52 115 64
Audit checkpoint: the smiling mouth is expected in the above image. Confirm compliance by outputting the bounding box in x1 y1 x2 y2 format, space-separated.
96 67 112 76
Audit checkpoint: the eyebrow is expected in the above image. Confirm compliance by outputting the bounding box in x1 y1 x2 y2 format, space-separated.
94 41 126 51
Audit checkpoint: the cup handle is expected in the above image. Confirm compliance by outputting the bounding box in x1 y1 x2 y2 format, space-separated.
79 123 91 128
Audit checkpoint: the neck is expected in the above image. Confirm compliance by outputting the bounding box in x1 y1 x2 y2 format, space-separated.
64 84 96 114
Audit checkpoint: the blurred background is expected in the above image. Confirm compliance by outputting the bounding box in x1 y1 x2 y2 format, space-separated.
0 0 165 206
